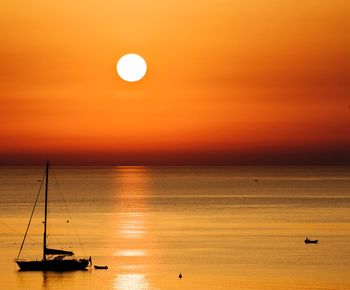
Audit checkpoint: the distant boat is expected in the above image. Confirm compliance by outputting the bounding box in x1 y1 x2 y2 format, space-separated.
15 162 91 271
94 265 108 270
305 238 318 244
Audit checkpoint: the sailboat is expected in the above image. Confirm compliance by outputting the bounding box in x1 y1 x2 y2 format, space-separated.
15 162 91 271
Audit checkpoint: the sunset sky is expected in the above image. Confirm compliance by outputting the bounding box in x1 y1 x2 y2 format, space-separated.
1 0 349 165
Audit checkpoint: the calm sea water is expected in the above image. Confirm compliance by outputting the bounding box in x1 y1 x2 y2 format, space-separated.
0 166 350 290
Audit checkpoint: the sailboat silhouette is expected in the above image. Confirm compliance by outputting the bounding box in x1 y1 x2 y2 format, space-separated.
15 162 91 271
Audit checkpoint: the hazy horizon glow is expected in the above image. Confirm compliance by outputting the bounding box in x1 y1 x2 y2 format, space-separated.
0 1 349 165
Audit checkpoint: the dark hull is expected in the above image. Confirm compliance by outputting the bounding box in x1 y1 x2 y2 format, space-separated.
94 265 108 269
305 240 318 244
16 259 89 271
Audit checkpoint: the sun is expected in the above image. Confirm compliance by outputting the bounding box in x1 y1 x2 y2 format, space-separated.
116 54 147 82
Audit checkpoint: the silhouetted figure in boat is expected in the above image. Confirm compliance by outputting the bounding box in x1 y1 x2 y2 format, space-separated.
179 273 182 279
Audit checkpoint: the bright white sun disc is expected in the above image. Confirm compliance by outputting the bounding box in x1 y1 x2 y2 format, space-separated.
116 54 147 82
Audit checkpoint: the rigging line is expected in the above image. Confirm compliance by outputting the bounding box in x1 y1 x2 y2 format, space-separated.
52 168 86 256
16 170 46 261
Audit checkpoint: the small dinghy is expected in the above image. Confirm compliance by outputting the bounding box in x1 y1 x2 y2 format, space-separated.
94 265 108 270
305 238 318 244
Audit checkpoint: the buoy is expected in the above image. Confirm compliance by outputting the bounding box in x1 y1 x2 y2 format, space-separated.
179 273 182 279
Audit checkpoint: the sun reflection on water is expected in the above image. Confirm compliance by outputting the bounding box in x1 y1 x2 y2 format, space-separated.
114 249 147 257
118 217 145 239
114 274 153 290
112 167 157 290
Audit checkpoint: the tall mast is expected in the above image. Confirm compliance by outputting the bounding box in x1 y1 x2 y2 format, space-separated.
43 161 49 261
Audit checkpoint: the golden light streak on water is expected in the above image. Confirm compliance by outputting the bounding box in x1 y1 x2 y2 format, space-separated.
114 274 154 290
114 250 147 257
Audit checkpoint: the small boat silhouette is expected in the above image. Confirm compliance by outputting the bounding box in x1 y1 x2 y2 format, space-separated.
94 265 108 270
305 238 318 244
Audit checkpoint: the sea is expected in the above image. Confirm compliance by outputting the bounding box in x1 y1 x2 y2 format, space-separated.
0 166 349 290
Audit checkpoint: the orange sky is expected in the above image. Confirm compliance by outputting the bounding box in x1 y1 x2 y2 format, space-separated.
0 1 349 164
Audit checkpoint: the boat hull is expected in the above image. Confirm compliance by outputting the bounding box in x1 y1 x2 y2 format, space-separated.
16 259 89 271
94 265 108 270
305 240 318 244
